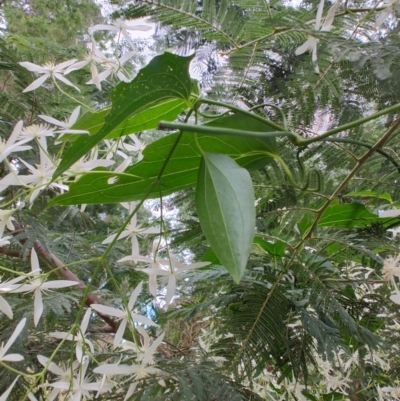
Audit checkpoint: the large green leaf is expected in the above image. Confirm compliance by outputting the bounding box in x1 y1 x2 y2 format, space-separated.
53 52 194 178
61 98 186 141
318 202 398 228
195 152 255 283
51 112 278 206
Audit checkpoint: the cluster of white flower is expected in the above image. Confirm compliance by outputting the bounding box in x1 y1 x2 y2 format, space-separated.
382 254 400 304
0 17 183 401
294 0 396 73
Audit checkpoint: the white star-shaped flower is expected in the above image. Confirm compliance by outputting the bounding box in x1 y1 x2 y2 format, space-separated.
37 355 79 401
375 0 400 27
295 0 338 73
121 327 165 366
94 331 166 381
19 59 79 92
13 248 78 326
103 205 159 256
48 355 112 401
135 252 210 306
16 138 68 203
64 37 104 90
87 51 135 85
119 134 146 161
19 123 54 142
91 281 157 348
50 308 94 362
39 106 89 140
89 19 152 50
0 121 31 163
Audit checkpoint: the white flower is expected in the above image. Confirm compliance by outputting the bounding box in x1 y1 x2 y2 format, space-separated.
64 37 104 90
19 59 79 92
17 138 67 203
19 123 54 142
0 318 26 362
133 251 210 306
380 384 400 398
39 106 89 139
47 355 112 401
375 0 400 27
94 333 166 381
0 376 20 401
121 326 164 366
120 134 146 161
0 275 26 319
37 355 79 401
50 308 94 362
325 370 350 392
89 19 152 50
67 156 114 175
380 254 400 304
13 248 78 326
102 205 159 255
91 281 157 348
382 254 400 284
295 0 338 73
0 208 16 237
86 51 135 85
0 121 31 163
118 239 169 293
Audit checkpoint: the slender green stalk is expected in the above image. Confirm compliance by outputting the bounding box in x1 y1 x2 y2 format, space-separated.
158 121 297 141
196 97 288 131
298 102 400 145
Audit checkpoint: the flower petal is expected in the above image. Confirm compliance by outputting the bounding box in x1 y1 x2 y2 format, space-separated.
54 73 80 92
114 319 127 348
128 281 143 310
80 308 92 334
41 280 78 290
38 115 64 127
22 74 50 93
34 288 43 326
0 376 19 401
165 275 176 306
2 353 24 362
94 363 133 376
31 248 41 273
91 304 125 319
0 296 13 319
3 318 26 355
37 355 65 376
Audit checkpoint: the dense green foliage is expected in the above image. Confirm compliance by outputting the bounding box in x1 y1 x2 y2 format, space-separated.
2 0 400 400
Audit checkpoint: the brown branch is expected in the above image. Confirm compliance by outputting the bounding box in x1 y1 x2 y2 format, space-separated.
10 221 118 333
0 247 20 258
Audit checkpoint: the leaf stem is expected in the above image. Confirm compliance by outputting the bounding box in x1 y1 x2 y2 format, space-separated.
158 121 296 141
297 102 400 145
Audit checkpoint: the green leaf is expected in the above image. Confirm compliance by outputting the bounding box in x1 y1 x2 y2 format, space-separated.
60 98 186 142
195 152 255 283
51 112 277 206
253 236 286 257
53 52 194 178
319 202 388 228
346 190 392 203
